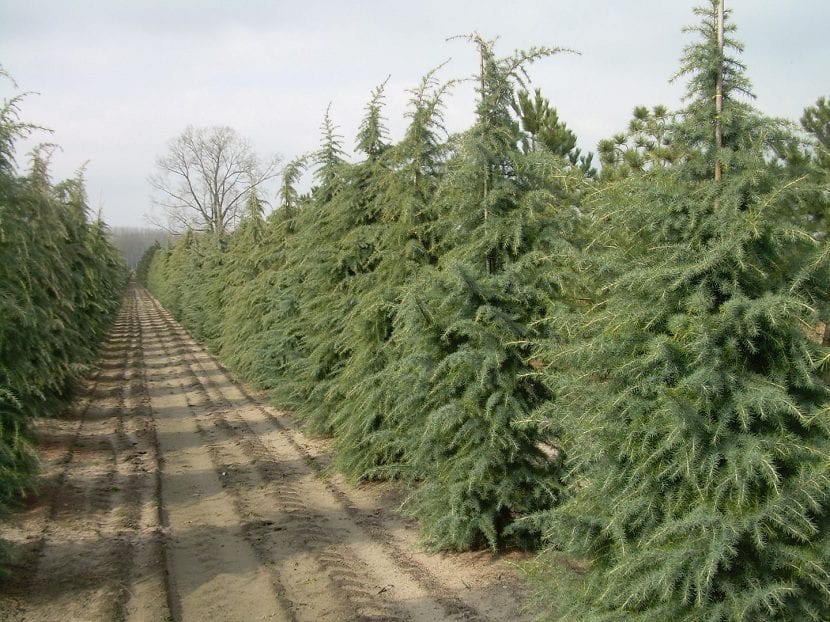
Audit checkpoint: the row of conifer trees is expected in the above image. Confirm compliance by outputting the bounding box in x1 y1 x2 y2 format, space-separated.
143 3 829 619
0 73 129 556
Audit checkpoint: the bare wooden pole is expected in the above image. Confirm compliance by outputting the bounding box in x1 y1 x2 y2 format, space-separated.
714 0 725 182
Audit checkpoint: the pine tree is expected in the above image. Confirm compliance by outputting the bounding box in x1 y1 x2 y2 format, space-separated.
537 3 830 619
598 105 678 179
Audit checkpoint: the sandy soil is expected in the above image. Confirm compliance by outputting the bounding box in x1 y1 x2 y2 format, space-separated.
0 285 538 621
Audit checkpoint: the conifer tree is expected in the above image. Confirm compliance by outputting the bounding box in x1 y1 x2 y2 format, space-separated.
794 96 830 238
0 82 40 526
378 36 578 550
52 173 126 366
276 156 307 230
538 3 830 619
146 229 224 351
299 84 395 431
515 88 575 156
262 108 349 420
180 185 270 353
178 232 227 349
802 97 830 164
145 243 170 301
213 186 267 353
598 105 678 179
217 158 309 384
136 240 161 285
149 229 193 320
267 99 391 432
515 87 595 177
1 73 126 557
329 68 453 478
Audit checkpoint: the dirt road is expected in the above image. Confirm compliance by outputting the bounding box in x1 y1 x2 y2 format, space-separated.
0 285 535 621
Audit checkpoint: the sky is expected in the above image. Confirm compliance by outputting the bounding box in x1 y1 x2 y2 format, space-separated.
1 0 828 229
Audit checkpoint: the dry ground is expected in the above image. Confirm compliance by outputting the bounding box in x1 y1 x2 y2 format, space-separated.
0 285 537 621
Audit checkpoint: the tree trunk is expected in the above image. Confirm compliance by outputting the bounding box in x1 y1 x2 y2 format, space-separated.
714 0 724 182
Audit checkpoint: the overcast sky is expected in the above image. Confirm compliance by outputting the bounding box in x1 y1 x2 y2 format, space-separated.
1 1 827 228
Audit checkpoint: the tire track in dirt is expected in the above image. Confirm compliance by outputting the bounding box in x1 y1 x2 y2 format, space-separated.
27 297 134 621
1 284 535 621
146 293 405 621
143 290 510 621
0 287 171 622
140 297 290 621
118 288 171 622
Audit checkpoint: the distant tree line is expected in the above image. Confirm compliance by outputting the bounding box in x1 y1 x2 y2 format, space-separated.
109 226 171 269
141 2 829 619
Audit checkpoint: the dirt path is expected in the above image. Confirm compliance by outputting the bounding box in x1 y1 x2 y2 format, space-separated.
0 285 536 621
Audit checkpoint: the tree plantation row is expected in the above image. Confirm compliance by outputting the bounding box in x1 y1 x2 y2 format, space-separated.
140 3 829 619
0 72 128 560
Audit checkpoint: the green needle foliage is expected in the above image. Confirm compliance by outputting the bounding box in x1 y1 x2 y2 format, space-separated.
379 36 581 550
598 104 678 179
535 3 830 620
264 107 355 426
293 84 401 434
143 14 827 613
144 43 587 553
220 159 310 386
178 233 229 349
515 86 595 177
213 185 272 360
1 73 127 566
329 68 452 479
135 240 161 285
802 97 830 168
147 228 194 321
794 96 830 238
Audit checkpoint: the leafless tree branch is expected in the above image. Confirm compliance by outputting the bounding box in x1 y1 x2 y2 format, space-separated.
147 125 280 235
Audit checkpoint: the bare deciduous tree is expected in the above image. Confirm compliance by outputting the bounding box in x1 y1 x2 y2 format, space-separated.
147 125 279 235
